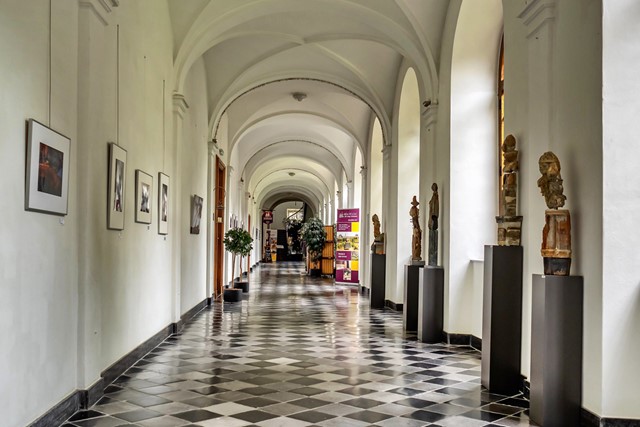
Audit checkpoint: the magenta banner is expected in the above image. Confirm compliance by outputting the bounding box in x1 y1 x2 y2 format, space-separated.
336 208 360 284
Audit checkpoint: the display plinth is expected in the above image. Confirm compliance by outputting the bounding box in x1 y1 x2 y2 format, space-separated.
370 253 386 309
531 274 583 427
481 245 523 394
417 266 444 343
403 264 423 332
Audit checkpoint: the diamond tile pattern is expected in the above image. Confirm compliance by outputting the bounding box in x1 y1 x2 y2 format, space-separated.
61 262 534 426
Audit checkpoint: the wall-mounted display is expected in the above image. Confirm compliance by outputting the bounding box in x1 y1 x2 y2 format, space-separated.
190 194 203 234
336 208 360 284
158 173 169 235
107 143 127 230
135 170 152 224
25 119 71 216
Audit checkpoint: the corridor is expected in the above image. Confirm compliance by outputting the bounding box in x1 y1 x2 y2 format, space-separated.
61 263 530 427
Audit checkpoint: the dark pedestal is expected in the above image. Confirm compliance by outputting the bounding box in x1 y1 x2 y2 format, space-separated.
370 254 386 309
403 264 424 332
234 281 249 293
531 274 583 427
223 288 242 302
481 245 523 394
418 266 444 343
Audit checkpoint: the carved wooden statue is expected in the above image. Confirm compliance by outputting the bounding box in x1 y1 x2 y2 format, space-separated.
428 183 439 265
538 151 571 275
409 196 422 262
496 135 523 246
372 214 381 241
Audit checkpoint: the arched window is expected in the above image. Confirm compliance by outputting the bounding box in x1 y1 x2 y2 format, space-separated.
497 35 505 214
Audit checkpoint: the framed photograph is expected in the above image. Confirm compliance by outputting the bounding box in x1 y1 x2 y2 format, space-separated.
135 170 152 224
190 194 203 234
107 142 127 230
158 173 169 235
25 119 71 215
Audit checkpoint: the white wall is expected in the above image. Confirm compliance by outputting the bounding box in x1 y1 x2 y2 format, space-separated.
447 0 501 333
0 2 79 425
180 57 209 314
602 0 640 419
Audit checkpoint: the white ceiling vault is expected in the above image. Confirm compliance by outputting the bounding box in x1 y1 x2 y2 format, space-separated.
168 0 449 212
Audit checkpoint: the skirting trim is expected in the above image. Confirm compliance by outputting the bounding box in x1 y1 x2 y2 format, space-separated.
582 409 640 427
29 297 210 427
384 299 403 311
442 332 482 351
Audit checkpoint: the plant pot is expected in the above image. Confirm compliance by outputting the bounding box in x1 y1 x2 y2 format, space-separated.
223 288 242 302
233 281 249 293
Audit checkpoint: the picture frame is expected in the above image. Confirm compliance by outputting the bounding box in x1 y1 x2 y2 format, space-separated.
107 142 127 230
190 194 204 234
158 173 169 235
25 119 71 215
135 170 152 224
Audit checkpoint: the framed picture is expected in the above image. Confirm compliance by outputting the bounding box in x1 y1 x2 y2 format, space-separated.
158 173 169 235
135 170 152 224
25 119 71 215
107 142 127 230
190 194 203 234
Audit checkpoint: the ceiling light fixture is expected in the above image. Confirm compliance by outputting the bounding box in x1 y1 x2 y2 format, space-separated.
288 172 295 176
292 92 307 102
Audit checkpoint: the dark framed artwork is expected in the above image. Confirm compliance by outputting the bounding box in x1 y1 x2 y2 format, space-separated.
25 119 70 215
158 173 169 235
107 142 127 230
135 170 152 224
190 194 203 234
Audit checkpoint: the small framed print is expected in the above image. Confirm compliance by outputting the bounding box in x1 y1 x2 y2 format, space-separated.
135 170 152 224
108 142 127 230
25 119 71 215
190 194 203 234
158 172 169 235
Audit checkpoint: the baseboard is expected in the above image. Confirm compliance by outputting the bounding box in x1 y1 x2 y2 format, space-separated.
470 335 482 351
520 377 530 399
443 332 482 349
32 298 211 426
180 297 209 327
28 391 82 427
581 409 640 427
360 286 370 296
385 299 403 311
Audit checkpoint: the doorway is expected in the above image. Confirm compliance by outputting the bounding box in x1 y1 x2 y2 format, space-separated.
214 156 226 298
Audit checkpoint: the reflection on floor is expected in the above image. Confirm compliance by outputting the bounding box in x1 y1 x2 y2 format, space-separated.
61 262 534 426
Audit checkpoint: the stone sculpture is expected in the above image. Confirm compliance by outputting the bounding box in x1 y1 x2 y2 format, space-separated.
496 135 523 246
372 214 381 241
428 183 439 266
409 196 422 263
537 151 571 275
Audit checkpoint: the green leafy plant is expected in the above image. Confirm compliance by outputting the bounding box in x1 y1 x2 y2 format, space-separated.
223 227 254 285
300 217 326 264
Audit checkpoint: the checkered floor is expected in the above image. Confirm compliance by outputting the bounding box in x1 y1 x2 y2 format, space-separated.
61 262 534 426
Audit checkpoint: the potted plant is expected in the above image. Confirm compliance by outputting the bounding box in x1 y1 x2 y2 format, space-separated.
300 217 326 276
223 227 254 293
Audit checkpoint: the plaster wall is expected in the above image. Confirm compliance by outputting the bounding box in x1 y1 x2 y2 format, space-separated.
76 0 176 388
180 57 209 313
601 0 640 418
502 0 603 414
0 2 79 425
448 0 501 334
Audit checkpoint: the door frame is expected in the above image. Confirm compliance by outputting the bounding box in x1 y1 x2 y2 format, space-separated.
214 156 226 298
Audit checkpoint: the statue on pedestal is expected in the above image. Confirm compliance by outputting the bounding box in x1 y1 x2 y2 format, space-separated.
496 135 523 246
409 196 422 263
428 183 439 266
371 214 385 254
537 151 571 275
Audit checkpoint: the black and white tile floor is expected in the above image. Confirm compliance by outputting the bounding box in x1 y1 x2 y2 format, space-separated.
61 262 534 427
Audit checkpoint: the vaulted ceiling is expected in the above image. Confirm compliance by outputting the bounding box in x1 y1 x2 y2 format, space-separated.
168 0 450 212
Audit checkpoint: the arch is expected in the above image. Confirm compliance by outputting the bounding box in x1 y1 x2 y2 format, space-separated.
447 0 503 336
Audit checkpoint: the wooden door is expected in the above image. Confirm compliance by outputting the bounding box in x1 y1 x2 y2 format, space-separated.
214 156 226 297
